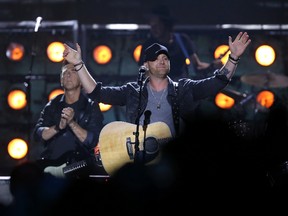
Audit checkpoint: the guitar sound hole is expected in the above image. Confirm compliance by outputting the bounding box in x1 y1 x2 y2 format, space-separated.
144 137 159 155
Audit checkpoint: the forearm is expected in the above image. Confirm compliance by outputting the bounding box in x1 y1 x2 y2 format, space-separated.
41 126 60 140
63 43 97 94
219 54 239 80
68 120 88 143
75 61 97 94
41 122 88 143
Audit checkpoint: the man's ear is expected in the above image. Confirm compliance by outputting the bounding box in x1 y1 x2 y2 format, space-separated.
144 63 148 71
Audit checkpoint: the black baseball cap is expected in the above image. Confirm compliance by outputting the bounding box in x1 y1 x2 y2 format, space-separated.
144 43 170 62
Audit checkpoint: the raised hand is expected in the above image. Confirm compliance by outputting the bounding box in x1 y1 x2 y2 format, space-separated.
229 32 251 59
63 43 82 65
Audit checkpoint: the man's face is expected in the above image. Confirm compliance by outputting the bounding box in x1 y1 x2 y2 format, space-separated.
61 64 81 90
146 53 170 78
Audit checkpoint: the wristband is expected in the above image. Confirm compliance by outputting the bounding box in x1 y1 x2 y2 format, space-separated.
74 61 84 72
229 54 240 62
228 58 238 65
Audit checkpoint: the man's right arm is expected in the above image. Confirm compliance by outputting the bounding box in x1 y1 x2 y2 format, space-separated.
34 106 63 141
63 43 96 94
40 126 60 140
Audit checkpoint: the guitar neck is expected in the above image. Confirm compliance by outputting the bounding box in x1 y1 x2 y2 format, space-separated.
63 160 88 175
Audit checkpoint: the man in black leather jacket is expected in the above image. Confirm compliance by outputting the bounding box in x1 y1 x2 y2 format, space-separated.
33 60 104 178
62 31 251 166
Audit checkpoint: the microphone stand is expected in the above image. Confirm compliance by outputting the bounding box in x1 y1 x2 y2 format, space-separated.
133 68 146 163
25 17 42 151
142 110 151 163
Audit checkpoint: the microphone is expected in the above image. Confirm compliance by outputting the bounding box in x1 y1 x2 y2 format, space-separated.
139 65 147 73
144 110 151 125
138 66 147 84
34 16 43 32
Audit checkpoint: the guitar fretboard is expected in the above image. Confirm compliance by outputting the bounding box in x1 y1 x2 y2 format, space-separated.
63 160 87 174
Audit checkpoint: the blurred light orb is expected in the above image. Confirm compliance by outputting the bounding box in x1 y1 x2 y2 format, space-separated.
7 89 27 110
47 41 65 62
7 138 28 159
6 42 25 61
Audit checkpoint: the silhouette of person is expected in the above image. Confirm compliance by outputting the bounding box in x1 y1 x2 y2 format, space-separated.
138 5 223 80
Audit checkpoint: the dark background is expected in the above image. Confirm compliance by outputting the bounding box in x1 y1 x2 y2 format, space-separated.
0 0 287 25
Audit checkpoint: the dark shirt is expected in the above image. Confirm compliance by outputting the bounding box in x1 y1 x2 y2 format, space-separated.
33 91 104 161
139 33 196 80
88 72 229 137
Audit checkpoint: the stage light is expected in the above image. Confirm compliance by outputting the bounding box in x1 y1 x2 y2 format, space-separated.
99 103 112 112
6 42 25 61
133 44 142 63
255 45 276 66
214 92 235 109
185 58 191 65
214 45 230 65
7 89 27 110
256 90 274 108
93 45 112 64
47 41 65 62
7 138 28 160
48 88 64 101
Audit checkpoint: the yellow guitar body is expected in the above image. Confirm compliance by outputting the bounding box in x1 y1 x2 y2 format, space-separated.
99 121 172 176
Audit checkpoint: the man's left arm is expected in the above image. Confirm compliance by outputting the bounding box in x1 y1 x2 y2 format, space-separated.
216 32 251 80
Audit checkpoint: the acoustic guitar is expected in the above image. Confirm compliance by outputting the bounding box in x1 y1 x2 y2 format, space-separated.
98 121 172 176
